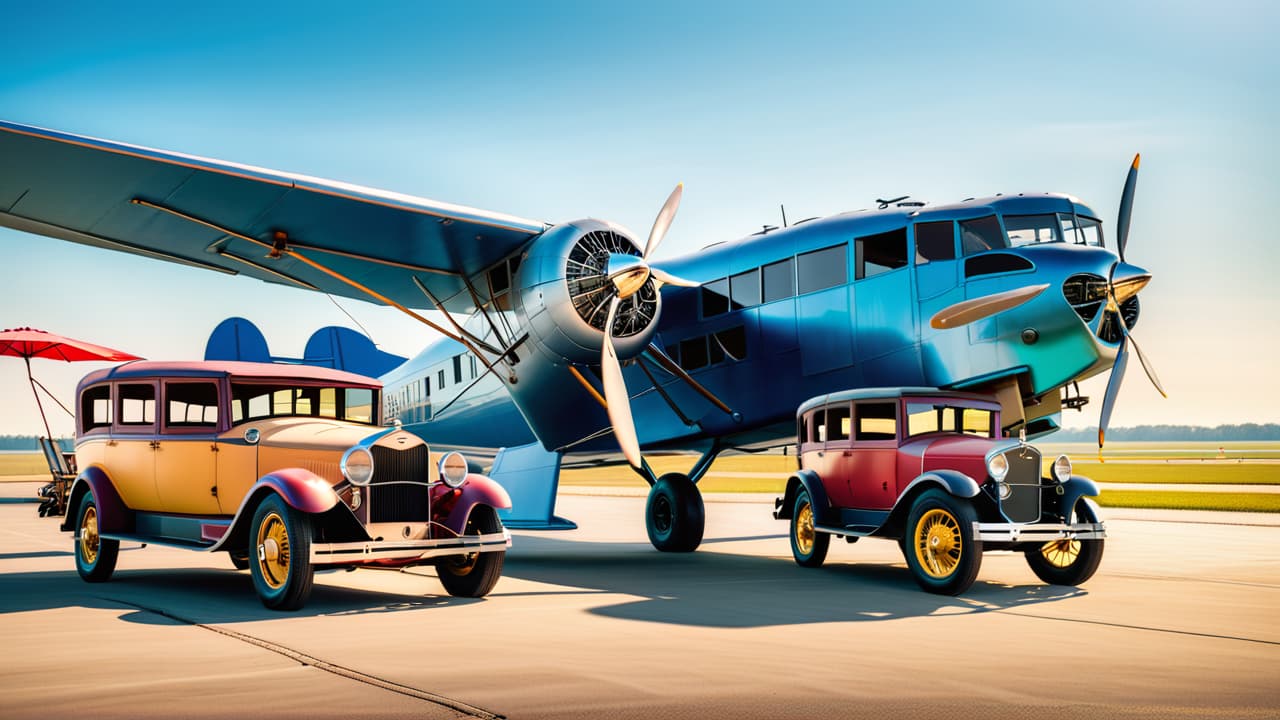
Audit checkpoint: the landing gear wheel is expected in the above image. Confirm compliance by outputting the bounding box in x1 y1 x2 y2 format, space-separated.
75 490 118 583
902 489 982 595
437 507 505 598
790 488 829 567
646 473 704 552
1025 499 1105 586
249 494 314 610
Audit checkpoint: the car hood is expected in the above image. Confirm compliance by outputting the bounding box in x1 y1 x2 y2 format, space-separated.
254 419 381 451
920 435 1005 462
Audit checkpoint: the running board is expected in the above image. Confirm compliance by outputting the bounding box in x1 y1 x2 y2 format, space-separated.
815 524 881 538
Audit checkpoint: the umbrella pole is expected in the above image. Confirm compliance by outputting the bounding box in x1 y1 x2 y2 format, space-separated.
25 356 54 441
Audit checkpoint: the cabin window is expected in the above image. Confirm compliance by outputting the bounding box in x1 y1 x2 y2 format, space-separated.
914 221 956 263
453 355 463 384
165 382 219 428
960 215 1007 255
965 253 1034 277
854 402 897 441
797 244 847 294
1004 214 1061 247
856 228 909 279
701 278 730 318
762 258 795 302
1079 217 1104 247
713 325 747 362
437 369 445 390
679 336 709 370
117 383 155 426
80 385 112 433
730 268 760 310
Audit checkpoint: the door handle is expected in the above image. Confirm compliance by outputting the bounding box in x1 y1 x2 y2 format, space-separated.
150 440 160 450
842 450 853 457
816 451 824 457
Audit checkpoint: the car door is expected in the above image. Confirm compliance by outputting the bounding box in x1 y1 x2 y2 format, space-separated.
846 400 900 510
106 380 162 511
819 401 857 508
154 380 222 516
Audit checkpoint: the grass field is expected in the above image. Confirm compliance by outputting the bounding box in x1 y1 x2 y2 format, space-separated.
6 441 1278 512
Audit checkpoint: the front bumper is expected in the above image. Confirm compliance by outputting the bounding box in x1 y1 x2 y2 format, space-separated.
311 528 511 564
973 521 1105 543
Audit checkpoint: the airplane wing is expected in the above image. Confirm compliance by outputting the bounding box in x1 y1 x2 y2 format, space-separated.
0 120 548 311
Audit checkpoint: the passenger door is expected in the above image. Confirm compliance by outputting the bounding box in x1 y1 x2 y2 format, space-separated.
818 401 857 508
106 381 162 511
846 401 900 510
154 381 222 516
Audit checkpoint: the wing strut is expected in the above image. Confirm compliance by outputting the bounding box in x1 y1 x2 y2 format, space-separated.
131 198 472 349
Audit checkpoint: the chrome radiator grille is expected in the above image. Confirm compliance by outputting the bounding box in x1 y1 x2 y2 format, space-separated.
369 444 431 523
1000 446 1042 523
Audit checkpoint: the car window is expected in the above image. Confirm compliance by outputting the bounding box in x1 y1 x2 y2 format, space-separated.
80 384 112 433
825 403 851 442
165 382 219 428
906 402 995 438
854 402 897 441
117 383 155 426
231 383 379 426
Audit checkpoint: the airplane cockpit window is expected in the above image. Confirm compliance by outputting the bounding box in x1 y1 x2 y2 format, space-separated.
960 215 1006 255
1003 214 1061 247
701 278 730 318
1078 217 1104 247
914 221 956 263
856 228 909 279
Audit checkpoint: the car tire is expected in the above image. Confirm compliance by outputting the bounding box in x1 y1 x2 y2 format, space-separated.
645 473 705 553
790 488 829 568
249 494 314 611
1024 498 1105 586
902 488 982 595
74 490 119 583
437 506 505 598
229 552 250 571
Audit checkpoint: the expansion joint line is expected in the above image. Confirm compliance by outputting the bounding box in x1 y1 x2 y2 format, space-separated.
101 596 506 720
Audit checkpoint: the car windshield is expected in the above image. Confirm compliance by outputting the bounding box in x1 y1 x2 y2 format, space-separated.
906 402 994 438
230 383 379 425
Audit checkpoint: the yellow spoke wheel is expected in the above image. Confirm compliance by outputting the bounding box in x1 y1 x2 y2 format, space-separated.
255 511 291 590
914 508 962 579
795 503 815 556
789 488 828 568
1039 538 1081 568
80 505 100 565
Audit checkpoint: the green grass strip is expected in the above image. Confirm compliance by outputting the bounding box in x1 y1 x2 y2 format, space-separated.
1095 490 1280 513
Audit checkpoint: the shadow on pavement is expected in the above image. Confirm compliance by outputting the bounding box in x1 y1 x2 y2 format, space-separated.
501 534 1085 627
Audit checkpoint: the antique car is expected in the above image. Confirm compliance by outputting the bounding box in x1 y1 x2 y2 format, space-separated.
774 387 1105 595
62 360 511 610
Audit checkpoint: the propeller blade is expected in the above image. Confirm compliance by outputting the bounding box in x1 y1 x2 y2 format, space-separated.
929 284 1050 330
643 183 683 260
1121 326 1167 399
1098 336 1129 448
1116 153 1140 263
650 266 700 290
601 296 643 468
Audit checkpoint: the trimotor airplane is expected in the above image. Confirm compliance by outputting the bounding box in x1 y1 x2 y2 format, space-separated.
0 120 1164 552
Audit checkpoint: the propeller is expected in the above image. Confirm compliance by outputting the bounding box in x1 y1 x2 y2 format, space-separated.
1096 154 1166 449
600 184 699 467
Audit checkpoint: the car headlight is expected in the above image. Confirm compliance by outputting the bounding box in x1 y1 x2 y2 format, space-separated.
440 451 468 488
1053 454 1072 484
987 453 1009 483
341 446 375 487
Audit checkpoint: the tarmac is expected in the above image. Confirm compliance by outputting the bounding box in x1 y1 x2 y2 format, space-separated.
1 480 1277 719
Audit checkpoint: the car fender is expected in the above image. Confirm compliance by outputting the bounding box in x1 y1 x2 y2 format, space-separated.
1059 475 1100 518
881 469 982 537
774 470 831 524
60 465 130 534
444 474 512 535
211 469 342 552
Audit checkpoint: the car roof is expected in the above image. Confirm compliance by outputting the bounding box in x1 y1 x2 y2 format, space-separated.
797 386 1000 416
77 360 381 389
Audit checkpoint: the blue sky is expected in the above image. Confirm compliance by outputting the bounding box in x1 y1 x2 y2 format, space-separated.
2 1 1277 437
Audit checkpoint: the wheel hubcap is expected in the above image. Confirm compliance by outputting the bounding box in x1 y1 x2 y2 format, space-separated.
915 508 962 579
653 495 672 534
1040 538 1081 568
795 502 815 555
256 512 290 590
80 506 99 564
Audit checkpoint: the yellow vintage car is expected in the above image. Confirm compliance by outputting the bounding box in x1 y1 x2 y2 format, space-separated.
63 360 511 610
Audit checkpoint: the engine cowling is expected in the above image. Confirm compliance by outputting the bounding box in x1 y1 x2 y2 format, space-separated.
513 219 661 364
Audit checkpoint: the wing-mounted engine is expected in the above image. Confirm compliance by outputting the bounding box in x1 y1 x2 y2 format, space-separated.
513 218 660 364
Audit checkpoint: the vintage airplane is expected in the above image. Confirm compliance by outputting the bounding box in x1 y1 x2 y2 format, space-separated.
0 119 1164 551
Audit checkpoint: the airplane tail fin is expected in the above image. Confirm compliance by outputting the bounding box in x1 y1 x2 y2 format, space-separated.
205 317 407 378
488 442 577 530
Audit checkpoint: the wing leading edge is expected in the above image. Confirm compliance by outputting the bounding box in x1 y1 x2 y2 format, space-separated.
0 120 548 312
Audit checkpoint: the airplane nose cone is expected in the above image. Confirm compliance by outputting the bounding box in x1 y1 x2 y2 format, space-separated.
1110 261 1151 304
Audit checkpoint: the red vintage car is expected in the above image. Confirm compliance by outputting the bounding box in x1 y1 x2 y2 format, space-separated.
774 387 1105 595
64 360 511 610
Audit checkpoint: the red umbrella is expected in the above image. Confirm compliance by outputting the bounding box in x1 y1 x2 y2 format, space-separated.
0 327 143 440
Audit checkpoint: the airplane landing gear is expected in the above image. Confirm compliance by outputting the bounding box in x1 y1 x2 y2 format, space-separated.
645 473 704 552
